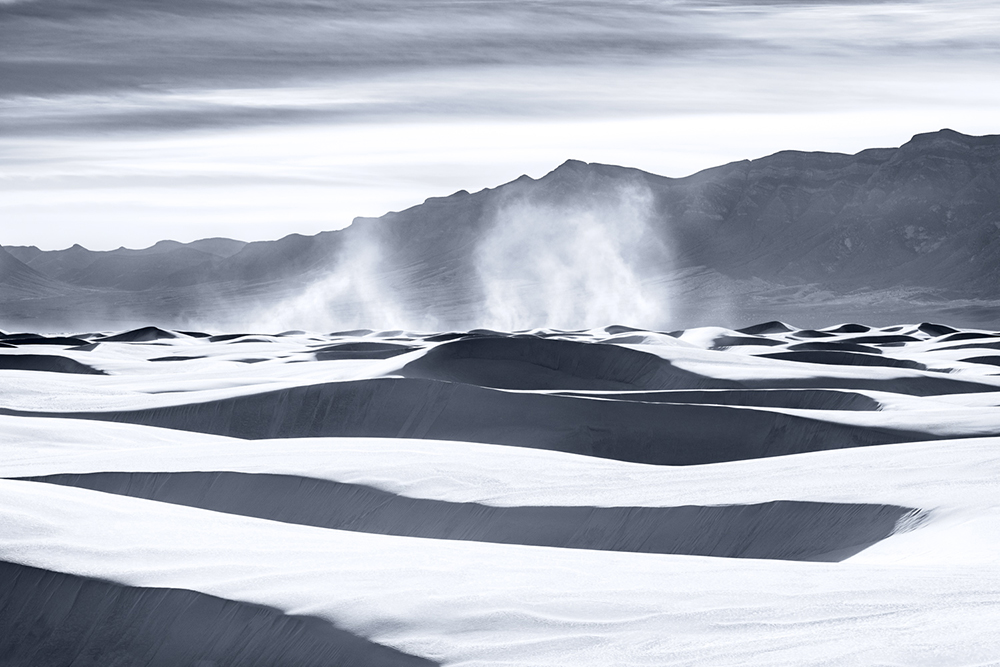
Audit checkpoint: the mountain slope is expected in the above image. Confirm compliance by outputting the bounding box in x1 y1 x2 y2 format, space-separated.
3 129 999 331
0 246 77 301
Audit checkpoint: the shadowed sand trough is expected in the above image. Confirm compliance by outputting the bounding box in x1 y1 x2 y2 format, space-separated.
23 471 917 561
0 377 940 465
0 561 435 667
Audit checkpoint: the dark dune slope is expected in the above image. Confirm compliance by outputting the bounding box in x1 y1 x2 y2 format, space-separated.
786 341 882 354
0 354 106 375
2 378 940 465
400 336 742 390
825 324 871 334
0 334 91 346
962 356 1000 367
758 350 926 370
314 341 414 360
733 371 991 396
934 340 1000 352
554 388 882 411
26 472 918 562
737 321 795 335
401 335 990 395
918 322 960 337
711 335 785 349
98 326 179 342
0 560 436 667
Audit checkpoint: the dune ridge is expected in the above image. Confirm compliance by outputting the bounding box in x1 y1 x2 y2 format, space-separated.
0 354 106 375
0 561 435 667
1 377 938 465
23 471 916 562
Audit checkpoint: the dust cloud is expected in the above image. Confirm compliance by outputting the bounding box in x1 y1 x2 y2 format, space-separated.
237 182 674 333
474 183 673 331
247 227 427 333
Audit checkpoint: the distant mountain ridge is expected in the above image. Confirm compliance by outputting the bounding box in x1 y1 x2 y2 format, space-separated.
3 238 248 290
3 129 1000 331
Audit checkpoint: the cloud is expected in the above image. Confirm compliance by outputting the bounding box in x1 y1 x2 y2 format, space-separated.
1 0 998 250
0 0 995 143
2 0 997 104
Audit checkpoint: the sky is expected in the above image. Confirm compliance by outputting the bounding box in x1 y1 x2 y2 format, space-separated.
1 0 998 251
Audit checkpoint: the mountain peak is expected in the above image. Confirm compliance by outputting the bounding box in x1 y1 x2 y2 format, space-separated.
905 128 998 149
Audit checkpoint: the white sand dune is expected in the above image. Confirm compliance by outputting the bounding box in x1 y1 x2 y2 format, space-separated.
0 561 432 667
2 323 1000 664
18 470 913 561
0 480 998 666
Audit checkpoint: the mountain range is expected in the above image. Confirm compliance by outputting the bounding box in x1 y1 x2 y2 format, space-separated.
3 128 999 332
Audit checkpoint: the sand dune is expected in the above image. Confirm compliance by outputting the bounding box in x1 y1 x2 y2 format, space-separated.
24 471 913 561
0 354 106 375
0 561 432 667
398 335 741 390
0 476 997 666
758 350 926 370
0 334 91 346
823 324 871 334
2 321 1000 664
552 388 882 411
98 326 179 342
934 340 1000 352
786 341 883 354
315 341 415 360
964 355 1000 367
737 321 795 335
918 322 960 336
4 377 937 465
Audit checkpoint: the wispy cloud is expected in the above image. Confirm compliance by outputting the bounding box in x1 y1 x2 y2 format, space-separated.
1 0 997 249
2 0 998 131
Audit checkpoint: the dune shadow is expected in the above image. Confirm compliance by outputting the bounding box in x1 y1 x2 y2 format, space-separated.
23 472 918 562
0 560 436 667
0 377 942 465
0 354 106 375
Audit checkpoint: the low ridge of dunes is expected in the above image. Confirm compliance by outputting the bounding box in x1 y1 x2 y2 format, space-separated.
3 324 1000 464
396 334 990 395
398 335 741 390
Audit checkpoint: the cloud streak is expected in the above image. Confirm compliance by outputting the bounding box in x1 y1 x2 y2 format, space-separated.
1 0 998 249
2 0 998 131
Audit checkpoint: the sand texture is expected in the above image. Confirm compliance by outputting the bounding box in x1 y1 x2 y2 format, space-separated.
2 322 1000 665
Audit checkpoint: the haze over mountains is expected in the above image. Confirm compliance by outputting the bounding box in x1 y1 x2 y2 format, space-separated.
3 128 999 332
